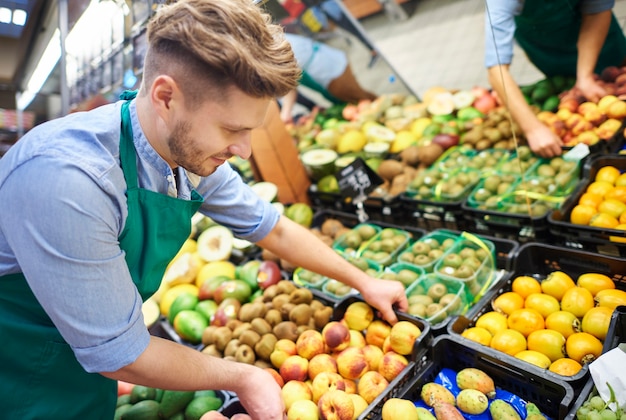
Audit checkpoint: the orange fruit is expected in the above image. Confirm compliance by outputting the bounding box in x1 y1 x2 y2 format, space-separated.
616 173 626 187
492 292 525 316
541 271 576 301
461 327 492 346
514 350 552 369
605 186 626 203
527 329 567 362
511 275 542 299
578 192 603 208
581 306 613 341
560 287 595 318
566 332 603 364
595 166 621 185
490 329 527 356
475 311 508 337
587 181 615 197
589 212 619 229
507 308 545 337
576 273 615 296
549 358 583 376
524 293 560 318
597 198 626 219
570 204 597 225
610 223 626 243
545 310 581 338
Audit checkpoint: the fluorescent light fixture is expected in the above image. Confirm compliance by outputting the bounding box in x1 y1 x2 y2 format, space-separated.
12 9 27 26
0 7 11 23
17 29 61 110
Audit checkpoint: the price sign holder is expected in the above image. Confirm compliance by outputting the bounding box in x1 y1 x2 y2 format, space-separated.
336 157 383 222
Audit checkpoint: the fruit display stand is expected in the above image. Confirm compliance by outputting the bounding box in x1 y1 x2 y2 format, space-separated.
395 334 576 420
565 305 626 420
460 149 582 244
399 147 510 231
448 243 626 395
549 155 626 257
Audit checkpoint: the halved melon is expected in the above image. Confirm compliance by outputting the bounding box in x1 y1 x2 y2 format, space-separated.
301 148 338 181
197 225 233 262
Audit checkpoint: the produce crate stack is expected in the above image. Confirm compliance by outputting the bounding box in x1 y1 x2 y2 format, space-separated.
549 155 626 257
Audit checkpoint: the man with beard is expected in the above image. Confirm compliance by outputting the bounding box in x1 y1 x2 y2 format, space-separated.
0 1 408 419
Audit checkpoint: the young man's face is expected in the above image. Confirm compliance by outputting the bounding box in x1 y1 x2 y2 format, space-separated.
166 86 271 177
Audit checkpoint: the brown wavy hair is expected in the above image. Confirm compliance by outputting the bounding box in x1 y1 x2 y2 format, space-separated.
140 0 300 106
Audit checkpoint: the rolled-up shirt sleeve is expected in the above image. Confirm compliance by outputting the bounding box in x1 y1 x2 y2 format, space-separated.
580 0 615 15
484 0 521 69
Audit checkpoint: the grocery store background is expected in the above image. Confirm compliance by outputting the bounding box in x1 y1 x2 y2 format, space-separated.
4 0 626 133
322 0 626 104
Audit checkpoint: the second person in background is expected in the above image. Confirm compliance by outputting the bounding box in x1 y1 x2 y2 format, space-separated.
484 0 626 158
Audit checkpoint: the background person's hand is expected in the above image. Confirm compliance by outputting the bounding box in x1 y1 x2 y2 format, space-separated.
576 76 608 103
525 123 564 158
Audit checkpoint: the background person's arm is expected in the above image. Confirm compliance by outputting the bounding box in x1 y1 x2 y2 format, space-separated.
576 9 613 101
488 64 563 157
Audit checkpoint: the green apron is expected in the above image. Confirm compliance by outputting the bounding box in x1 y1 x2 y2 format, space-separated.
0 90 203 418
514 0 626 77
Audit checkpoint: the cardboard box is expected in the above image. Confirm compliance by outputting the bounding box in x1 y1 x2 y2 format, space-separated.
250 100 311 204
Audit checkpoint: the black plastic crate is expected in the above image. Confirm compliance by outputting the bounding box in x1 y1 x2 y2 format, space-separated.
308 185 356 213
396 335 576 420
361 195 407 226
564 305 626 419
400 193 471 231
549 155 626 257
448 243 626 392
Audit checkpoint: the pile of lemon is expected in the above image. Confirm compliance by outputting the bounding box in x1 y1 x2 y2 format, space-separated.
461 270 626 376
570 165 626 241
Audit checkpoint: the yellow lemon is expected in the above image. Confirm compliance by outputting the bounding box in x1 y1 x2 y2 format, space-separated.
159 283 200 317
196 260 236 287
337 129 367 154
410 117 432 139
389 130 417 153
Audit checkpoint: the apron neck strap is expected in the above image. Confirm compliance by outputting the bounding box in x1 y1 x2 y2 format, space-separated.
120 90 139 190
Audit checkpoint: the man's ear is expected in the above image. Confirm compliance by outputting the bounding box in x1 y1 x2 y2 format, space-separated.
150 75 181 122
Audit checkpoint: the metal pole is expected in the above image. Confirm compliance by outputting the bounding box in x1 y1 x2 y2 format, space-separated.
59 0 69 116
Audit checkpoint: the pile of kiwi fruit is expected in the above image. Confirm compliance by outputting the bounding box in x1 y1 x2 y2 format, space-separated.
200 280 333 368
396 234 457 269
405 277 465 323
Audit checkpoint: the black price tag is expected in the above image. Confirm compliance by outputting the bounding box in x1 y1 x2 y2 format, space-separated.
336 157 383 203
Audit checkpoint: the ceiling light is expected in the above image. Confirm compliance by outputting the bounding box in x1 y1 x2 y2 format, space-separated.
12 9 27 26
17 29 61 110
0 7 11 23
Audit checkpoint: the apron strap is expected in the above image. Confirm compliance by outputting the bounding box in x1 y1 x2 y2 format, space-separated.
120 90 139 190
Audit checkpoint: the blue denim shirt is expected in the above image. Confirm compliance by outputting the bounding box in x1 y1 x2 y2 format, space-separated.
484 0 614 69
0 100 279 373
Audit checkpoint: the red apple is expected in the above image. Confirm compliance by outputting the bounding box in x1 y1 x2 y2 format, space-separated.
336 347 368 380
318 389 354 420
364 320 391 348
280 354 309 383
362 344 384 372
357 370 389 404
378 351 409 382
322 321 351 352
311 371 346 403
308 353 338 380
281 380 313 412
257 260 282 290
296 330 326 360
270 339 297 369
431 133 459 151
